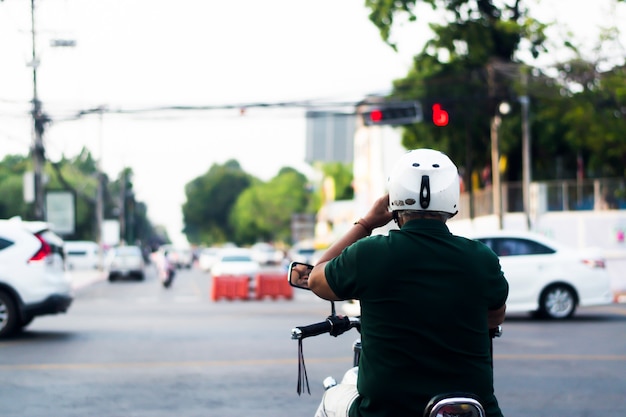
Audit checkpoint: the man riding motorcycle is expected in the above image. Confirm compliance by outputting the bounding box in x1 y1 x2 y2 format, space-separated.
308 148 509 417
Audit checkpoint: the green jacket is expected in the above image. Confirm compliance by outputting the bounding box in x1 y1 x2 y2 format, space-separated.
325 219 508 417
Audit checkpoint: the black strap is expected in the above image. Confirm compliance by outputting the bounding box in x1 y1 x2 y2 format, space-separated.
297 338 310 395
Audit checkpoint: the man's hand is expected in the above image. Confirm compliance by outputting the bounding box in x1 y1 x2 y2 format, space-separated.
362 194 394 230
488 304 506 329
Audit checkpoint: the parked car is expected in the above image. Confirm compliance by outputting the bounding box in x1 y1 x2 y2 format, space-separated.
288 241 317 264
0 218 72 338
198 247 221 272
159 244 193 269
251 242 284 265
106 245 145 281
65 240 99 270
342 230 613 320
210 248 260 279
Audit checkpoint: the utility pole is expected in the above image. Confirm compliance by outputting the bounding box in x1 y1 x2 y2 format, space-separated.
96 107 106 269
520 70 532 230
30 0 47 221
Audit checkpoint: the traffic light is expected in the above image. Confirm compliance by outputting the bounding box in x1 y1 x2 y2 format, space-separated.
432 103 449 127
362 101 423 126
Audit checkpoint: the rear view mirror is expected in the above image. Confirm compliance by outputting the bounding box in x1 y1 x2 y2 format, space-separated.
288 262 313 290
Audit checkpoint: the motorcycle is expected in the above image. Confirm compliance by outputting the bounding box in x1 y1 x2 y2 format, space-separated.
155 250 176 288
161 266 175 288
287 261 502 417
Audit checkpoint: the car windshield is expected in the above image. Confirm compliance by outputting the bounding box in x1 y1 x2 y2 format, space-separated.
222 255 252 262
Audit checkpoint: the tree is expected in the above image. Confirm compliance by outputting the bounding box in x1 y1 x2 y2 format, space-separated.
0 155 31 219
557 62 626 178
365 0 626 191
229 167 313 245
365 0 550 190
182 160 253 245
317 162 354 201
0 149 158 246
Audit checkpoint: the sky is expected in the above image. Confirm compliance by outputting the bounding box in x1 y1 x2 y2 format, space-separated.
1 0 624 246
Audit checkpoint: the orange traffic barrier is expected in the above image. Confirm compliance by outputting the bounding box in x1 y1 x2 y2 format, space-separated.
211 275 250 301
255 272 293 300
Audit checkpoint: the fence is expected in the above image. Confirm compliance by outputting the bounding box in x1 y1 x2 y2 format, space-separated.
457 178 626 220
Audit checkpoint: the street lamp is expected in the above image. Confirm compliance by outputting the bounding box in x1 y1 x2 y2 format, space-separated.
491 101 510 230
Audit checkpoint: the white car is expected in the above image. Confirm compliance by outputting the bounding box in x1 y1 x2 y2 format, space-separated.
470 230 613 319
210 249 260 279
342 230 613 320
105 245 145 281
251 242 284 265
288 243 317 264
0 218 72 338
198 247 221 272
65 240 100 270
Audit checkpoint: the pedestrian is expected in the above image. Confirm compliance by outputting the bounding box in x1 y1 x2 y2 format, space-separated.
308 148 509 417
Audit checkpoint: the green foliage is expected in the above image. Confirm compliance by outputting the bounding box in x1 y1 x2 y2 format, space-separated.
365 0 548 188
366 0 547 58
0 149 158 246
182 160 319 246
556 63 626 178
365 0 625 189
317 162 354 201
182 160 253 245
229 168 312 245
0 155 31 219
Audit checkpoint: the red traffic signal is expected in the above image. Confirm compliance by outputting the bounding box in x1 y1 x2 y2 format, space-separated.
369 109 384 123
363 101 423 126
432 103 449 127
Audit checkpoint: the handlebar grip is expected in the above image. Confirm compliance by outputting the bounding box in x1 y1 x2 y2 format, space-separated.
292 320 332 339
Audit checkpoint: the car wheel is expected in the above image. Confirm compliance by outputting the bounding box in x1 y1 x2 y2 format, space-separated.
0 291 19 338
538 284 577 319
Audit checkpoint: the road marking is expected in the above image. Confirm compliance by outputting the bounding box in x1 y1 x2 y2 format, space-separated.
0 357 348 371
495 354 626 361
1 354 625 371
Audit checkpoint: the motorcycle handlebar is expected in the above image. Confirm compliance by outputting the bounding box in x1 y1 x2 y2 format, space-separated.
489 325 503 338
291 316 359 340
291 318 501 340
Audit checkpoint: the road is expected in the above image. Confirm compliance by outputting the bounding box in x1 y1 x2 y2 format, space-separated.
0 266 625 417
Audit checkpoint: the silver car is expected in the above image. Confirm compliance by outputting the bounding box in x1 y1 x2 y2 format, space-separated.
106 245 145 281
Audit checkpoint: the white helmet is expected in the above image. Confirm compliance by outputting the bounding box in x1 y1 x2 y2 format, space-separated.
388 148 460 217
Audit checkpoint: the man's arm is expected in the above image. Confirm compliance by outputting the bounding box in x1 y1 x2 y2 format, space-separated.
308 194 393 301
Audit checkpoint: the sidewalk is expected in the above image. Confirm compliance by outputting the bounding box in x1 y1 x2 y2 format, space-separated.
66 269 107 291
